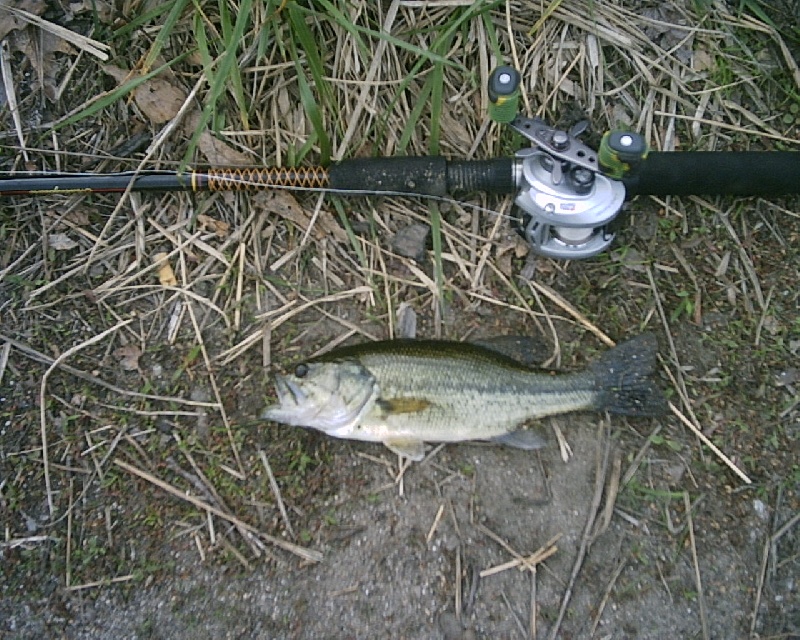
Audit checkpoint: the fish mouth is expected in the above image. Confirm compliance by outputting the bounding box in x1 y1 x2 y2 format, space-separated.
262 374 306 421
274 374 306 406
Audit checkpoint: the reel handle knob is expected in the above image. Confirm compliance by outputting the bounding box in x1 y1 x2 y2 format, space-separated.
599 131 649 178
488 66 521 124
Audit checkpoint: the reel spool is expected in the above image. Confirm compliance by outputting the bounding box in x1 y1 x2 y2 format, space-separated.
488 65 647 260
513 148 625 259
507 115 628 260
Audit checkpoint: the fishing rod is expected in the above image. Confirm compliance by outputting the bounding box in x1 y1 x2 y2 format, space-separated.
2 66 798 259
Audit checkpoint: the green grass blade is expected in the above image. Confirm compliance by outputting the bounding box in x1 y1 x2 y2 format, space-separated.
312 0 459 70
426 30 452 313
287 4 332 108
292 57 330 165
217 0 249 128
302 0 368 56
185 0 253 164
738 0 778 30
113 3 174 39
331 197 367 269
287 3 332 165
193 9 214 87
528 0 566 36
481 11 503 60
429 56 445 155
373 0 498 150
143 0 192 71
397 82 433 153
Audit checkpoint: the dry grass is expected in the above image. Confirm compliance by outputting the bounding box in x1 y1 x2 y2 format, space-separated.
1 0 798 636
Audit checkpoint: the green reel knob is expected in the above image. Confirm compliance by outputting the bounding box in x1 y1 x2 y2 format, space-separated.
488 66 521 124
599 130 649 178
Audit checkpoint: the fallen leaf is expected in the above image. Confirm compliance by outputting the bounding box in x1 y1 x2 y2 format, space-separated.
0 0 46 42
254 190 347 243
134 75 186 123
514 234 529 258
693 48 714 73
114 345 141 371
48 232 79 250
102 64 187 124
9 21 74 101
197 214 230 238
612 247 648 273
68 0 113 23
495 246 514 278
641 6 694 64
494 233 527 278
45 207 90 228
183 112 252 165
277 84 291 117
153 252 177 286
98 63 125 83
64 208 90 225
70 393 86 406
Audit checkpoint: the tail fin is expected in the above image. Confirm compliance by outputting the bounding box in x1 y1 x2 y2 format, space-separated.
591 334 667 416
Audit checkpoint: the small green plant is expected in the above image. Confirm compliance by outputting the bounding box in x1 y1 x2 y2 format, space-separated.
287 444 314 475
670 290 695 322
459 462 475 476
650 434 683 452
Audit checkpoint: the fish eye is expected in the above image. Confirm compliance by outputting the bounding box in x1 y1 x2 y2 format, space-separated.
294 363 309 378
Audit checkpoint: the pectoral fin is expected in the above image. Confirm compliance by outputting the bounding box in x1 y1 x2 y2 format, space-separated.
491 429 547 451
384 438 426 461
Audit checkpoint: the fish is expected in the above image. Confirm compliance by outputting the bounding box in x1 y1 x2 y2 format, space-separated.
262 334 666 461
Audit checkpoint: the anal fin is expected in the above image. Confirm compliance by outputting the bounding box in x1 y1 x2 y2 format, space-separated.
384 438 426 461
491 429 547 451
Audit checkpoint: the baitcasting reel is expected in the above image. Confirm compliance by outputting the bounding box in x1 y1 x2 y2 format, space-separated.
489 65 646 260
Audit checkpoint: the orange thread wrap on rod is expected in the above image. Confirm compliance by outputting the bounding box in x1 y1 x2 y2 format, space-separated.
205 166 329 191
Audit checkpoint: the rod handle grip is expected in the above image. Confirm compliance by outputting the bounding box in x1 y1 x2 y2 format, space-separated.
622 151 800 197
329 157 516 196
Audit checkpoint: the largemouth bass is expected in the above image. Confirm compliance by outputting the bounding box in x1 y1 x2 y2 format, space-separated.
263 334 665 461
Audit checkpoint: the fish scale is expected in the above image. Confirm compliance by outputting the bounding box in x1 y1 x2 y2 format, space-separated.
354 349 598 442
263 335 666 461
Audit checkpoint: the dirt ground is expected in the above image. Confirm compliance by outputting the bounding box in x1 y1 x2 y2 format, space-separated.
3 429 787 639
1 1 799 639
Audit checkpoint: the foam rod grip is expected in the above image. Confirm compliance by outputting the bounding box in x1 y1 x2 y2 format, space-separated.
622 152 800 197
329 157 516 196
